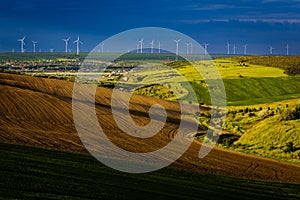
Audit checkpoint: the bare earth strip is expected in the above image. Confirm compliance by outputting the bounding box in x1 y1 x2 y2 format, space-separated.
0 73 299 183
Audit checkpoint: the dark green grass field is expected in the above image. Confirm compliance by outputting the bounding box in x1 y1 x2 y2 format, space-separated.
0 142 299 199
223 76 300 105
186 76 300 106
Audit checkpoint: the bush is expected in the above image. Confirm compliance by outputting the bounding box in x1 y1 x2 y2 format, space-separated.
222 138 234 147
281 105 300 121
285 142 295 153
248 113 256 117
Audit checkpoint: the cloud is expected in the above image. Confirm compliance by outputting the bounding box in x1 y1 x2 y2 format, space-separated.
189 4 250 11
180 19 229 24
262 0 300 3
180 18 300 24
238 18 300 23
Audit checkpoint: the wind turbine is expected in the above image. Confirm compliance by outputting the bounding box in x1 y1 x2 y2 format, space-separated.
136 43 139 53
190 42 193 55
138 38 144 53
286 44 289 56
32 41 38 53
204 43 209 54
73 35 83 55
242 44 248 55
62 37 70 53
50 48 54 53
185 42 190 55
18 36 26 53
227 43 230 55
99 42 104 53
269 46 274 55
174 39 181 56
158 42 161 54
233 44 237 55
149 40 154 53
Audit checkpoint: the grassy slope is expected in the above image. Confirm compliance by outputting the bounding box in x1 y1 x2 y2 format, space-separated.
215 59 287 78
221 99 300 164
121 59 300 106
214 59 300 105
1 142 299 200
1 72 300 183
228 56 300 75
223 77 300 106
237 116 300 163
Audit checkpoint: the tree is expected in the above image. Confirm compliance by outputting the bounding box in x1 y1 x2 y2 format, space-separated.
286 142 294 153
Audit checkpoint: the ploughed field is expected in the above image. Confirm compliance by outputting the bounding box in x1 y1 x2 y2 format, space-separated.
0 72 299 183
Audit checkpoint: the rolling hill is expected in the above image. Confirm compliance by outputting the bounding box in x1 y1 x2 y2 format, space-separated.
1 142 299 199
0 72 299 183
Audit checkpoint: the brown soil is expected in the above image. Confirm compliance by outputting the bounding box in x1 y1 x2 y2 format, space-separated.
0 73 299 183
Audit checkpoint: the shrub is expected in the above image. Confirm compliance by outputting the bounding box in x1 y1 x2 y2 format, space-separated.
285 142 295 153
281 105 300 121
222 138 234 147
248 113 256 117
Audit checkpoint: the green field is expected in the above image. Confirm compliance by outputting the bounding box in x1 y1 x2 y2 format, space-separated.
0 142 299 200
130 60 300 106
229 56 300 75
4 53 299 106
223 77 300 105
199 99 300 164
215 59 287 78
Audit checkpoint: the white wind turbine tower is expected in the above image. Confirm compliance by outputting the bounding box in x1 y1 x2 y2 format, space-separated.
62 37 70 53
227 43 230 55
190 42 193 55
149 40 154 53
174 39 181 56
233 44 237 55
286 44 289 56
73 35 83 55
158 42 161 54
138 38 144 53
204 43 209 54
18 36 26 53
269 46 274 55
32 41 38 53
185 42 190 55
242 44 248 55
99 42 104 53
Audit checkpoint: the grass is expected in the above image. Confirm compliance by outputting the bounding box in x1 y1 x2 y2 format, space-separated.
223 77 300 106
215 59 287 78
229 56 300 75
108 59 300 106
4 54 299 106
0 142 299 200
236 116 300 164
212 99 300 164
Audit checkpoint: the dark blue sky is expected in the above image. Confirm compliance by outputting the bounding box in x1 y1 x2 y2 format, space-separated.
1 0 300 54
